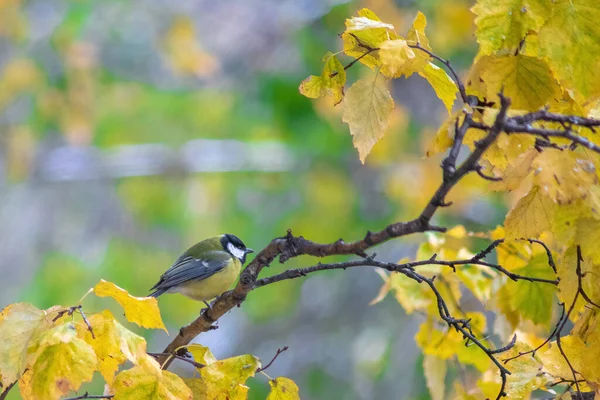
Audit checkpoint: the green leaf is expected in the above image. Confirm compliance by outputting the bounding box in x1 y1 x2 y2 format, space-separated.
504 254 557 326
342 76 395 163
472 0 551 56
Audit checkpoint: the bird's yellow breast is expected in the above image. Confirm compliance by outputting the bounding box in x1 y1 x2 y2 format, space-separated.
176 258 241 302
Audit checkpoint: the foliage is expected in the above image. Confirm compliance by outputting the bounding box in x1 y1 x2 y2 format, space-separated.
295 3 600 400
2 0 600 399
0 282 297 399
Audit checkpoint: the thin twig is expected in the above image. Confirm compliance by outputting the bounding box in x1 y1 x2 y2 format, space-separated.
148 352 205 370
63 393 114 400
256 346 289 373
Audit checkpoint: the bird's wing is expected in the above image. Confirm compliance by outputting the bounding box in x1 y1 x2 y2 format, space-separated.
150 250 232 292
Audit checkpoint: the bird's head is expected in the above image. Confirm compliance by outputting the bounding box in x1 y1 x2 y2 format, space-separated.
221 234 254 264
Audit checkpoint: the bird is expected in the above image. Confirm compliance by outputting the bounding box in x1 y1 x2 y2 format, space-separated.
149 234 253 307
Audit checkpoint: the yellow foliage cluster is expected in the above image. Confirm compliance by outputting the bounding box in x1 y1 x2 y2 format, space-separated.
0 281 299 399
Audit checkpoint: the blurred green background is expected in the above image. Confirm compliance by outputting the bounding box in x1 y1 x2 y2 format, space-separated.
0 0 501 398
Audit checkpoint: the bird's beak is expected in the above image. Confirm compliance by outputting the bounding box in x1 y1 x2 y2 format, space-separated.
246 248 254 254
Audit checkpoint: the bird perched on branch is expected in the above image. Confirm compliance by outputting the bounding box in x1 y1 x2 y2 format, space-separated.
149 234 253 307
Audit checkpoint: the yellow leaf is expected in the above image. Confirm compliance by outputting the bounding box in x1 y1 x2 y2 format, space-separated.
342 76 395 163
403 11 433 77
418 62 457 115
77 310 147 384
185 354 260 400
369 269 393 306
532 150 598 204
538 0 600 101
478 54 561 111
187 344 217 365
298 75 323 99
345 16 394 32
503 342 553 397
491 227 532 271
471 0 551 56
163 16 218 78
503 254 557 326
504 186 555 240
299 53 346 105
379 39 416 78
489 148 537 192
423 355 446 400
267 377 301 400
341 8 398 71
0 303 45 386
575 219 600 265
29 328 97 400
416 313 490 371
456 263 494 304
17 368 35 400
378 269 432 314
93 279 167 331
556 247 586 310
113 355 193 400
426 111 465 157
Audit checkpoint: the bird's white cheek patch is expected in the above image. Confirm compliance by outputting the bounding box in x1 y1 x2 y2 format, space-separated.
227 243 246 259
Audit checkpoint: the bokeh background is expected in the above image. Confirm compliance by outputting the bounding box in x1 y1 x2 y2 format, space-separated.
0 0 506 398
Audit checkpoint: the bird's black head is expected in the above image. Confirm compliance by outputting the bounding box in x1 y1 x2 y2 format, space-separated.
221 234 254 263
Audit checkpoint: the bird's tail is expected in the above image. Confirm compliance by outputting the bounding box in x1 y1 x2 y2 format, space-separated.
149 288 166 298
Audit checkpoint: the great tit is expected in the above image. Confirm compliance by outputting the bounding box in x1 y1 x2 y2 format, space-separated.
149 234 253 306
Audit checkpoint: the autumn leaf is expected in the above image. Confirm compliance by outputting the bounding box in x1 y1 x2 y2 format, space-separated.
0 303 46 387
416 313 490 372
423 355 446 400
425 111 465 157
504 185 555 240
404 11 432 76
503 342 553 397
477 54 561 111
471 0 551 56
299 52 346 105
370 268 432 313
489 148 537 192
341 8 398 71
15 322 98 400
267 377 301 400
418 62 457 114
538 0 600 101
187 343 217 365
92 280 167 331
379 39 417 78
112 355 192 400
532 149 598 204
184 354 260 399
162 16 218 77
77 310 147 384
342 76 395 163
